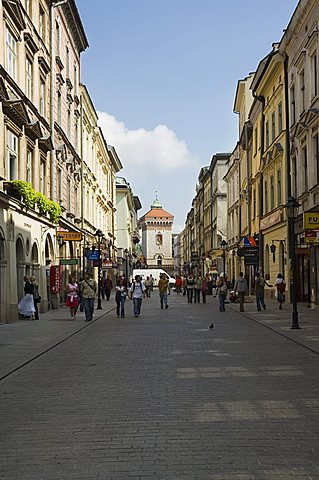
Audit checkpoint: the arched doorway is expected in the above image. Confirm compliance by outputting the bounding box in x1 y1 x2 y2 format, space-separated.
16 237 25 301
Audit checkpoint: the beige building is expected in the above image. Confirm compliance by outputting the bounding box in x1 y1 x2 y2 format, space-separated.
0 0 56 321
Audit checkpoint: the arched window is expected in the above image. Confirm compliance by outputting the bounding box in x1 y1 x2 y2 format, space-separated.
157 255 162 266
156 233 163 245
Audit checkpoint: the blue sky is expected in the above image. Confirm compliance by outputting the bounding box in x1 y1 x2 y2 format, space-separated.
77 0 298 232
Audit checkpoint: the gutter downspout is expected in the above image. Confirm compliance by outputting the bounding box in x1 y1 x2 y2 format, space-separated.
50 5 56 203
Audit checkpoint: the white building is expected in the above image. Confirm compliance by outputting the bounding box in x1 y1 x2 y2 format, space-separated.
139 198 174 272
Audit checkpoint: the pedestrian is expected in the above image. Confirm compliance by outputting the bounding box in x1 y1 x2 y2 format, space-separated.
194 275 202 303
115 277 127 318
80 272 97 322
158 273 169 309
18 276 36 319
149 274 154 292
217 274 228 312
144 276 152 298
234 272 248 312
30 275 41 320
129 274 146 317
275 273 286 310
103 275 113 301
182 275 187 296
201 275 208 304
66 275 79 320
211 275 217 297
175 275 182 295
254 272 272 311
186 273 195 303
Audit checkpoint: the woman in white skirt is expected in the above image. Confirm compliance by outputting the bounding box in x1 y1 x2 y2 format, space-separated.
18 276 36 319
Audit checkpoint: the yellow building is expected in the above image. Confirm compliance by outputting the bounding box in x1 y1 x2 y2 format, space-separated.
250 44 288 294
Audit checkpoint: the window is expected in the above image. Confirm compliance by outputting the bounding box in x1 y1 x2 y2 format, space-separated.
310 51 318 99
271 111 276 143
277 169 282 206
66 46 70 78
264 180 268 214
24 0 31 15
26 149 33 184
39 5 45 41
157 255 162 266
265 121 269 148
55 21 60 56
58 168 62 202
67 178 71 211
156 233 163 245
67 109 71 140
6 28 17 80
7 131 18 181
40 159 45 194
75 119 78 151
278 102 283 133
291 156 297 197
290 85 296 125
57 92 62 125
25 57 33 99
300 70 305 112
73 64 78 96
270 175 275 210
39 77 45 116
302 145 308 192
314 134 319 183
254 126 258 155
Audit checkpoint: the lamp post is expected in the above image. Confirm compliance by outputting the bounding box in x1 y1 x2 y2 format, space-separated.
220 240 228 275
284 196 301 329
95 229 104 310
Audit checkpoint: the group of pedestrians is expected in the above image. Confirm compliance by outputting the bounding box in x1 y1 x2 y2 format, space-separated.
214 271 286 313
183 273 208 304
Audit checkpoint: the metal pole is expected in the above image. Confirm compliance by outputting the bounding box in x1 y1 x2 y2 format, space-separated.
223 251 226 275
289 218 299 329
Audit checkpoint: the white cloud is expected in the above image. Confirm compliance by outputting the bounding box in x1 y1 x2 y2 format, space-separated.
98 111 196 172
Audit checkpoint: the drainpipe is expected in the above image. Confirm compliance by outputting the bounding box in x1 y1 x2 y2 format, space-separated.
283 53 291 198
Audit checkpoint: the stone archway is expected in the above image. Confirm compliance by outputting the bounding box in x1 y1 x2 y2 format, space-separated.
16 237 25 301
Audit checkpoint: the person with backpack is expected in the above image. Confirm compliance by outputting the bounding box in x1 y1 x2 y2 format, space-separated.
275 273 286 310
129 274 146 317
234 272 248 312
217 274 228 312
254 272 272 311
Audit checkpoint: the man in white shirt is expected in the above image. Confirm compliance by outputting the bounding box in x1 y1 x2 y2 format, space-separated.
130 275 146 317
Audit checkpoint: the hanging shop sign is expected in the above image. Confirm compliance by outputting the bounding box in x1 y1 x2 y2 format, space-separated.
304 212 319 230
304 230 318 243
57 231 82 241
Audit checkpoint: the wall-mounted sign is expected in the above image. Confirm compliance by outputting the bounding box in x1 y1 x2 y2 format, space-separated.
304 213 319 230
57 231 82 241
60 258 79 265
304 230 318 243
87 250 99 260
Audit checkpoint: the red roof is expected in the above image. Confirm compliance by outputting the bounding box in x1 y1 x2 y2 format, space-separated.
141 208 174 219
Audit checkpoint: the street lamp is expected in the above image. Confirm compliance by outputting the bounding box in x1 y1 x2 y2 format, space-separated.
284 196 301 329
220 240 228 275
95 228 104 310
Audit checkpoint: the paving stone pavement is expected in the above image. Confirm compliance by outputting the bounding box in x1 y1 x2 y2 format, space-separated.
1 293 319 479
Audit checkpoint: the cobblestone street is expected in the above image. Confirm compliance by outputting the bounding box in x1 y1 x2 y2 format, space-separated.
1 294 319 479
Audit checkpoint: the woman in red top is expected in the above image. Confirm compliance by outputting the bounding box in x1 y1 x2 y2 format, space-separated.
66 275 79 320
175 276 183 295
